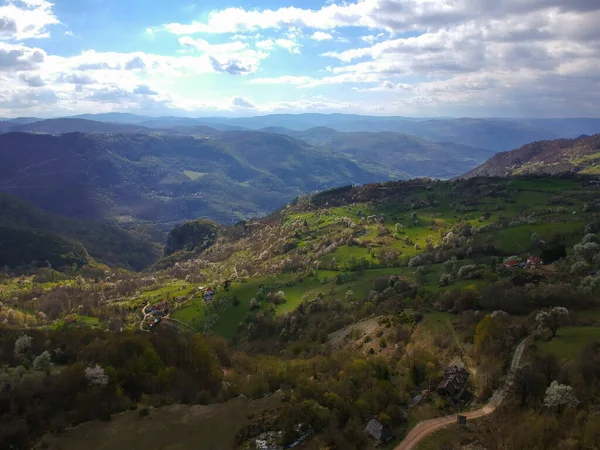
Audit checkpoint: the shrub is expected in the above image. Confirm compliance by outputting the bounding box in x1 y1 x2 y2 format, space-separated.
408 255 425 267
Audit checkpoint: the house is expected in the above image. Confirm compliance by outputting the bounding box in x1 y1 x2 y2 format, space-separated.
365 419 393 444
504 260 521 269
437 366 470 401
527 256 543 268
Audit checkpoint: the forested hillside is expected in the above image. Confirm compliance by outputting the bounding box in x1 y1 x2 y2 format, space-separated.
0 194 161 270
0 132 398 226
2 174 600 449
463 134 600 178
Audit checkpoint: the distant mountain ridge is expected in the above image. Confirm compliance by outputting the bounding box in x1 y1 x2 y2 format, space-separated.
0 131 401 226
3 114 600 151
462 134 600 178
270 127 495 179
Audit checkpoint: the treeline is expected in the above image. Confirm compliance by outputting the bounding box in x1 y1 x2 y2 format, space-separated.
0 329 224 448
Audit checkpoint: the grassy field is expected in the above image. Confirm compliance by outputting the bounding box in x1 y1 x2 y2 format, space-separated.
497 221 584 254
183 170 207 180
38 394 283 450
140 282 194 302
163 177 596 341
48 315 102 330
538 326 600 362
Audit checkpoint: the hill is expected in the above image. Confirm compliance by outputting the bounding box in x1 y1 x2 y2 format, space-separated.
0 193 161 270
0 132 401 227
283 128 494 179
6 118 153 134
463 134 600 178
2 174 600 450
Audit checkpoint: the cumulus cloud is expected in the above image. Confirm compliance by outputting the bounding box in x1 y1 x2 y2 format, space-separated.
275 38 301 54
2 0 600 117
163 2 376 34
0 42 45 71
124 56 147 71
255 39 274 50
311 31 333 41
208 0 600 116
19 71 44 86
232 96 255 108
133 85 158 95
58 72 96 85
0 0 59 40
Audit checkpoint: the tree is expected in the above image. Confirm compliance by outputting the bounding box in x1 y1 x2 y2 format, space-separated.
543 381 579 410
14 334 33 362
85 365 109 386
408 255 425 267
345 290 355 302
439 273 451 286
330 257 337 270
33 351 53 372
536 307 569 338
164 219 218 255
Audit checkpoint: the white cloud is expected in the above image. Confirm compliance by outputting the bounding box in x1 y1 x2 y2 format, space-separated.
0 0 59 40
352 80 413 92
275 38 301 54
162 2 376 34
255 39 274 50
249 75 314 85
361 33 384 44
311 31 333 41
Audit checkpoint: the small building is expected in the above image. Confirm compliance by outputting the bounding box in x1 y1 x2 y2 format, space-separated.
504 260 520 270
437 366 470 401
365 419 393 444
457 415 467 426
527 256 543 268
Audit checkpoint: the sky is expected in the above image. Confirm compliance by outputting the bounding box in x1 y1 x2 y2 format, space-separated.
0 0 599 118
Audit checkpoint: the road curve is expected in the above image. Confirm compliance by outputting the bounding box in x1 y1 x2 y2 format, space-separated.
395 337 529 450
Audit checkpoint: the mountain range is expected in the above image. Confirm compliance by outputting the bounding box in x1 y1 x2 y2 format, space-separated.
3 113 600 151
0 131 402 227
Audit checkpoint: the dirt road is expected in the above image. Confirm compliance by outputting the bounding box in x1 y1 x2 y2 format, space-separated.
395 337 529 450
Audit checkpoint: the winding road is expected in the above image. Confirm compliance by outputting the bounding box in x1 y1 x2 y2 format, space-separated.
395 337 529 450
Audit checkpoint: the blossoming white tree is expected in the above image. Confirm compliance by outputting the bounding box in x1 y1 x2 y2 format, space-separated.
85 365 109 386
544 381 579 410
14 335 33 362
536 307 569 338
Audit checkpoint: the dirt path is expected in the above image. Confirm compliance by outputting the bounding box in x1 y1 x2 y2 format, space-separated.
395 337 529 450
139 302 151 331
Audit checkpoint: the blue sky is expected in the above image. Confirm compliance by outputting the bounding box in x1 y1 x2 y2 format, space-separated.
1 0 599 117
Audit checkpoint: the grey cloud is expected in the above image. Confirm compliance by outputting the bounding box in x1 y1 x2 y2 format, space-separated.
76 62 121 71
0 47 44 72
133 85 158 95
0 88 58 110
232 96 254 108
19 72 45 87
84 87 172 109
125 56 146 71
209 56 250 75
0 16 17 35
58 72 96 84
